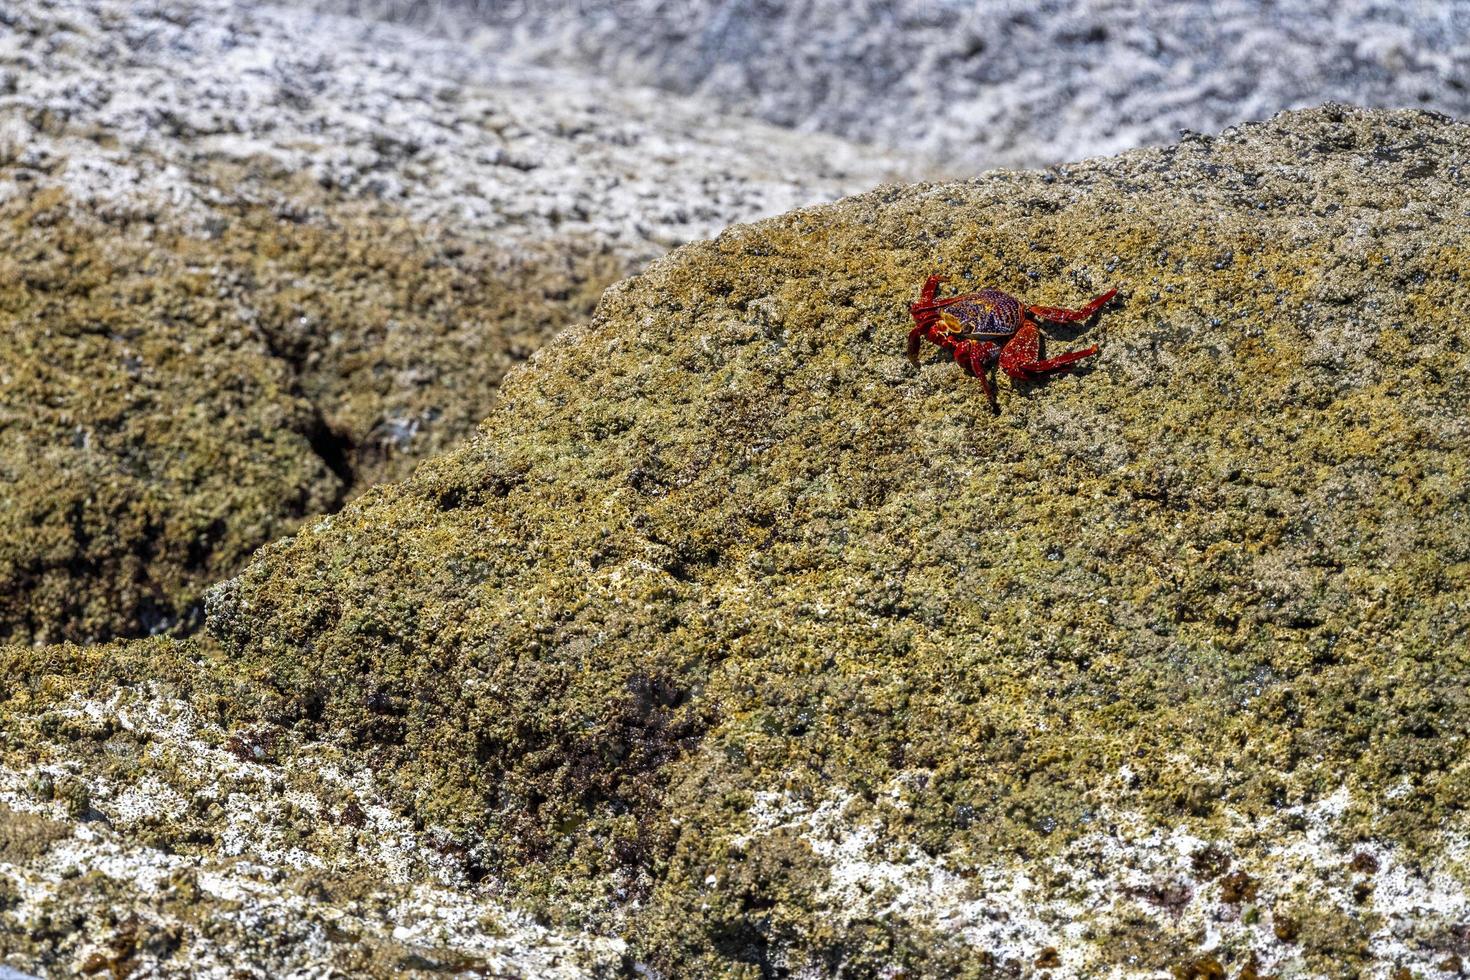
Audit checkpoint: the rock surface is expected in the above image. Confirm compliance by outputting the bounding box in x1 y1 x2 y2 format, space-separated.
320 0 1470 169
0 0 905 644
186 104 1466 975
4 103 1470 977
0 639 626 977
0 184 620 644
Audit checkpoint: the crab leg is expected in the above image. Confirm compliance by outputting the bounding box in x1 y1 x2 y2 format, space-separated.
910 295 971 314
1008 345 1100 377
1025 288 1117 323
972 357 1000 415
918 274 946 305
998 321 1098 381
910 275 973 319
906 324 927 364
953 339 1001 413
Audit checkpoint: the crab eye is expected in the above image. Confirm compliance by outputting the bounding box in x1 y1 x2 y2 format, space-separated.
940 312 964 334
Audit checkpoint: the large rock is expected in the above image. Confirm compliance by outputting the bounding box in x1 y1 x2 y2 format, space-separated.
197 104 1470 975
0 0 903 644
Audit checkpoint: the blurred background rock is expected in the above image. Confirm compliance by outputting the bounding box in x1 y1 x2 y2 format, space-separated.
305 0 1470 168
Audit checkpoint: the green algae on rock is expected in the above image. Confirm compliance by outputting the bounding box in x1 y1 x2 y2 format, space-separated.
0 185 623 645
189 105 1468 975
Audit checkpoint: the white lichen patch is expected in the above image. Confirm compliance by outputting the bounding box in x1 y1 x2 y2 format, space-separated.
0 0 910 262
0 685 624 977
338 0 1470 172
744 780 1470 977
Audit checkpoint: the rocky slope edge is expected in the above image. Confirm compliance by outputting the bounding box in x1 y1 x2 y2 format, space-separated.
0 0 905 644
203 104 1468 975
0 639 626 977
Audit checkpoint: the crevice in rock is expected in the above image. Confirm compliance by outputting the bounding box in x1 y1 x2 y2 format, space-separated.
248 317 360 512
305 412 358 511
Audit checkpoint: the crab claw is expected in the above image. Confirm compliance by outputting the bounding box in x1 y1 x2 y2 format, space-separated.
917 274 947 307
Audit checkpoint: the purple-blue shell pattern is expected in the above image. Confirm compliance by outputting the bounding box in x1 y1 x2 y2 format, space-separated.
944 289 1022 337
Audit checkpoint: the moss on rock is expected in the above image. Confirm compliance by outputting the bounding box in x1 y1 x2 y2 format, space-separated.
6 104 1454 975
0 184 624 644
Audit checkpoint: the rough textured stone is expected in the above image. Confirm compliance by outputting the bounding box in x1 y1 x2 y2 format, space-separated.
0 0 904 644
2 0 901 258
0 187 618 644
192 105 1470 975
0 638 627 978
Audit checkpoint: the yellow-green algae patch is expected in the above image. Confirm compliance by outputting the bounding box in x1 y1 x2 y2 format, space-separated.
0 183 625 645
192 105 1470 973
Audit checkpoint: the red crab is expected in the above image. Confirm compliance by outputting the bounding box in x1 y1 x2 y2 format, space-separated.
906 274 1116 413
